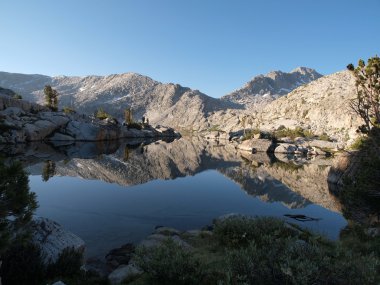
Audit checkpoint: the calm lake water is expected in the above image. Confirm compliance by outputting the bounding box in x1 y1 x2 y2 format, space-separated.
13 137 347 259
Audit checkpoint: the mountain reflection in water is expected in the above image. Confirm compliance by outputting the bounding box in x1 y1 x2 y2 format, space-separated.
1 137 346 258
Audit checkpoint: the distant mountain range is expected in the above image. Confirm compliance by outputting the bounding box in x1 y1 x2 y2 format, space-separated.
0 67 361 144
0 67 320 128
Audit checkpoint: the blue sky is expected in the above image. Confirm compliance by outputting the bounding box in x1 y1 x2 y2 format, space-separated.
0 0 379 97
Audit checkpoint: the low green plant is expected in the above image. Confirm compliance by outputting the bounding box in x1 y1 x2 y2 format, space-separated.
46 247 83 279
63 106 76 114
242 128 261 141
208 125 220 132
318 133 331 141
127 122 143 130
95 108 112 120
213 216 297 248
13 93 22 100
0 243 45 285
349 135 367 150
222 218 379 284
274 126 315 140
134 238 204 284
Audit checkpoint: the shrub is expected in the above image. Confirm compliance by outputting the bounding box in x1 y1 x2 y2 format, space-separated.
349 136 367 150
134 239 204 284
318 133 331 141
225 235 379 284
13 94 22 100
46 247 83 279
213 216 296 248
63 106 76 114
242 128 260 141
274 126 316 140
128 122 143 130
208 125 220 132
1 243 45 285
95 108 112 120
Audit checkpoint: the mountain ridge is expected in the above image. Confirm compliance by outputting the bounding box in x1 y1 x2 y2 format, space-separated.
221 67 322 109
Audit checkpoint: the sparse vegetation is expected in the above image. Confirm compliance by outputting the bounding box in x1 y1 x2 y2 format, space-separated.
95 107 112 120
134 239 204 284
63 106 76 114
44 85 59 111
318 132 331 141
126 216 380 285
241 128 260 140
349 135 367 150
13 93 22 100
274 126 315 140
208 124 221 132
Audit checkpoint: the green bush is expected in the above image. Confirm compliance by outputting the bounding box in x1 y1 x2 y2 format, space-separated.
349 136 367 150
63 106 76 114
134 239 204 284
213 216 297 248
1 243 45 285
242 128 261 141
46 247 83 279
95 108 112 120
318 133 331 141
225 231 379 284
274 127 316 140
13 94 22 100
208 125 220 132
128 122 143 130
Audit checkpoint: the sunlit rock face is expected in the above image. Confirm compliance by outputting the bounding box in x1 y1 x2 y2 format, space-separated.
221 67 322 109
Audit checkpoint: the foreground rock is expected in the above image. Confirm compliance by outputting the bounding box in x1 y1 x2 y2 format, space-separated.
29 217 85 264
108 264 142 285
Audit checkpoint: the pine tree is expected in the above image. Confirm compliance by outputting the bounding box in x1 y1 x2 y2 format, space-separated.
347 56 380 133
43 85 59 111
124 108 133 125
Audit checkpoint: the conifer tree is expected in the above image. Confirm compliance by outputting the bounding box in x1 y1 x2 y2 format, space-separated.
347 56 380 133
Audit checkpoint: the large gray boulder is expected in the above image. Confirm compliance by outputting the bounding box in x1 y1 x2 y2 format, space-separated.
108 264 142 285
237 138 275 153
65 121 119 141
29 217 85 265
275 143 299 154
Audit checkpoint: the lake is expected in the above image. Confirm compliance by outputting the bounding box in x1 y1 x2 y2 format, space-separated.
4 137 346 259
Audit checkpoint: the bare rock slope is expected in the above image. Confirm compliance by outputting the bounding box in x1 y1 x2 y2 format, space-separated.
221 67 322 109
0 71 241 130
255 70 361 143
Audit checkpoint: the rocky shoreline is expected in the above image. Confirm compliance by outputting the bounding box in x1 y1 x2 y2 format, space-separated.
0 93 180 144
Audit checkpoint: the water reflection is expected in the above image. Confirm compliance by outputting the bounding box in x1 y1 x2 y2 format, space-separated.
0 137 347 258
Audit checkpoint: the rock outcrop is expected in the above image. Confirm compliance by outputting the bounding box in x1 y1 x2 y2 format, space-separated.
0 71 242 131
29 217 85 264
254 71 361 144
0 92 179 144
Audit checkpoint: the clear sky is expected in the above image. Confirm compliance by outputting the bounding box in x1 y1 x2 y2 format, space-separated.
0 0 379 98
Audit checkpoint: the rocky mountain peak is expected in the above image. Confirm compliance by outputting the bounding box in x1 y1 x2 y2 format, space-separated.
221 67 322 109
